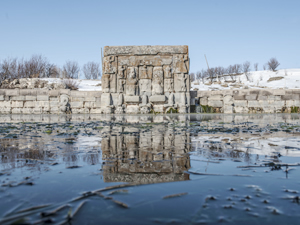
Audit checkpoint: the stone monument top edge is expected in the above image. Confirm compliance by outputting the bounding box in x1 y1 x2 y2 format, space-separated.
103 45 188 56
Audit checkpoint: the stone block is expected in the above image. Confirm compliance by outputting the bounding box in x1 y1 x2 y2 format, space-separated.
126 105 139 114
0 101 11 107
59 89 70 95
207 100 223 108
152 105 164 113
22 108 34 114
199 97 208 106
71 97 85 102
35 101 49 108
20 89 37 96
267 95 281 101
50 101 59 107
0 95 4 101
5 89 19 96
233 95 245 100
37 95 49 101
104 45 188 56
90 108 102 114
72 108 90 114
25 96 37 101
11 96 26 101
281 95 293 100
0 107 11 114
11 108 22 114
84 101 95 108
86 91 102 97
70 101 83 108
272 89 285 96
70 91 87 97
208 94 222 101
234 100 247 107
123 95 139 103
36 90 49 96
85 97 96 102
260 90 272 96
93 102 102 108
24 101 35 108
11 101 24 108
49 90 59 97
245 94 257 100
149 95 166 103
0 90 5 95
234 106 248 113
286 100 300 107
258 95 268 100
101 93 111 107
223 105 233 114
223 95 233 105
248 100 261 108
50 97 59 101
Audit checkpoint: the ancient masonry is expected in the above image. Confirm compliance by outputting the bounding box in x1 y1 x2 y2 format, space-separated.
100 45 190 114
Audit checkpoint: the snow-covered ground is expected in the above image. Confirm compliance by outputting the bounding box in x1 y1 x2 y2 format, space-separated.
41 78 102 91
42 69 300 91
192 69 300 91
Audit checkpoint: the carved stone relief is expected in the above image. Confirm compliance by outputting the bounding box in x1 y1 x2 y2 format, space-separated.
126 67 139 96
101 46 190 114
152 67 164 95
103 56 117 74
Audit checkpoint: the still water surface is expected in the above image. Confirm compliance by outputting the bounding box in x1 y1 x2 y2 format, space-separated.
0 114 300 224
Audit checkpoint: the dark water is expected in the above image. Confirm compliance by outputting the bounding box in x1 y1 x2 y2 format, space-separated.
0 114 300 224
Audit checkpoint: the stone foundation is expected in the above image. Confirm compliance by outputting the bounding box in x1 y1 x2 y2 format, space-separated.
190 89 300 114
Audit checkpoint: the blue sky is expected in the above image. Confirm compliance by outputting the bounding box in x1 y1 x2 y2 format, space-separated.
1 0 299 73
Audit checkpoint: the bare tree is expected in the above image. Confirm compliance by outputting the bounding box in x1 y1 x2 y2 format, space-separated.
43 64 60 78
189 72 195 82
82 62 101 80
254 63 258 71
63 61 80 79
0 57 18 82
243 61 251 81
232 64 242 74
196 71 201 82
24 55 48 78
263 63 267 70
267 57 280 71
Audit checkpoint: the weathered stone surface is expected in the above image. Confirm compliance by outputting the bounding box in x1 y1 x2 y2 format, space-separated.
245 94 257 100
37 95 49 101
208 100 223 108
11 101 24 108
149 95 166 103
101 45 190 114
104 45 188 56
125 96 140 103
0 95 4 101
5 89 19 96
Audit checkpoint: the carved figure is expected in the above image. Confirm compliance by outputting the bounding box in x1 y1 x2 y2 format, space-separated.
118 79 126 93
102 74 110 93
178 74 188 92
163 65 172 78
152 67 164 95
173 54 188 74
126 67 138 96
60 94 70 113
118 65 126 79
164 79 174 92
103 56 117 74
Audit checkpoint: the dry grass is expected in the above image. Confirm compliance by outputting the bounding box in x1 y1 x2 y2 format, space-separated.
63 79 79 90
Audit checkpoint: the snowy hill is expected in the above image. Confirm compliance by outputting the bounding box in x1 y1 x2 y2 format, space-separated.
191 69 300 91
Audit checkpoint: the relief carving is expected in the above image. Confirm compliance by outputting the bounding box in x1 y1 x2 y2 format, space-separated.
126 67 139 96
103 56 117 74
173 54 188 74
152 67 164 95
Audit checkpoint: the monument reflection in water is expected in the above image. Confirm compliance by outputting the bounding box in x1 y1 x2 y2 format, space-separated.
100 115 191 184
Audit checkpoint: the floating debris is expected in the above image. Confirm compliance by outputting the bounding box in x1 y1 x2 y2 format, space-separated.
112 200 129 208
163 192 188 199
109 189 129 195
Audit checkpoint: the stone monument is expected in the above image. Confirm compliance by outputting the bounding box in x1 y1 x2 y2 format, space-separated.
101 45 190 114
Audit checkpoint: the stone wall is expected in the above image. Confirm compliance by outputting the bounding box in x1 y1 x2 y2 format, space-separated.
0 89 102 114
101 45 190 114
191 89 300 113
